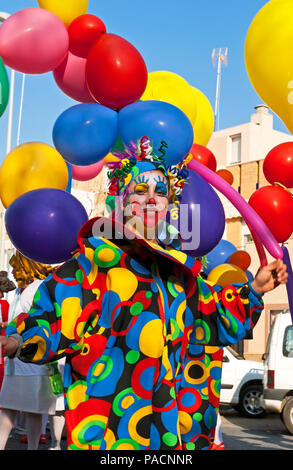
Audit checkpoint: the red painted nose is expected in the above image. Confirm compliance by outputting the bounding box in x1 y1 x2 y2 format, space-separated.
148 198 156 205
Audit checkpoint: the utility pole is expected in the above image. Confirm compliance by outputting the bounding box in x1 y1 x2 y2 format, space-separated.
212 48 228 131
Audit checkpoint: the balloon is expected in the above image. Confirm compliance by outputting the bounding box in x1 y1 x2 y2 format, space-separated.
204 240 237 275
66 163 72 193
245 270 254 282
216 169 234 185
72 159 104 181
229 250 251 271
68 14 106 58
0 58 9 117
282 246 293 324
37 0 88 27
53 52 95 103
0 8 69 74
86 33 148 110
245 0 293 134
187 159 283 260
263 142 293 188
249 185 293 243
0 142 69 208
207 264 248 288
118 100 194 167
189 144 217 171
53 103 118 166
178 170 225 257
140 71 197 126
191 87 214 146
5 188 88 264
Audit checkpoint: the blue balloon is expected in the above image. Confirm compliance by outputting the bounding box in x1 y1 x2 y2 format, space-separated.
245 270 254 282
53 103 118 166
118 100 194 166
5 188 88 264
204 240 237 275
177 170 225 257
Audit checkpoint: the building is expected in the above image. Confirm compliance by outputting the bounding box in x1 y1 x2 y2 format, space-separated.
208 105 293 360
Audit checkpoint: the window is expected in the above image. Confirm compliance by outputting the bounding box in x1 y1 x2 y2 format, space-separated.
283 326 293 357
230 134 241 164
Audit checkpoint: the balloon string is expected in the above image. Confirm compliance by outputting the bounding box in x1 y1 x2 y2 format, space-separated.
187 159 283 260
273 182 293 197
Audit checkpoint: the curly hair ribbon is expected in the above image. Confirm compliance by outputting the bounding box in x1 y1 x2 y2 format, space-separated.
187 159 283 260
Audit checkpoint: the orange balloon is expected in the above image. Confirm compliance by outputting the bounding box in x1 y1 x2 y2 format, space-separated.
229 250 251 271
216 169 234 185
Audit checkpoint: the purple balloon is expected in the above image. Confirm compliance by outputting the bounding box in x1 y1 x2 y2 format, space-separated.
282 246 293 325
5 188 88 264
178 169 225 257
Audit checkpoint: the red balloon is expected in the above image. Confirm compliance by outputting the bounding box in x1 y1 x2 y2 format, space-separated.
249 185 293 243
86 33 148 110
216 169 234 185
263 142 293 188
190 144 217 172
68 14 106 58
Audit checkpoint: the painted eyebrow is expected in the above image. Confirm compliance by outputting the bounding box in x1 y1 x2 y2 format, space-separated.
133 175 150 185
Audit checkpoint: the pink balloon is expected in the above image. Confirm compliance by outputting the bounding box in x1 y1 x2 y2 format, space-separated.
53 52 95 103
72 159 104 181
0 8 69 74
187 159 283 260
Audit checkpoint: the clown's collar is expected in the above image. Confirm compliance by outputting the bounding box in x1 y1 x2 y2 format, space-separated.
76 216 202 280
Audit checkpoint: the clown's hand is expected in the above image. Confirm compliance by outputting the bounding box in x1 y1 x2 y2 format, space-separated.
0 336 19 358
251 259 288 295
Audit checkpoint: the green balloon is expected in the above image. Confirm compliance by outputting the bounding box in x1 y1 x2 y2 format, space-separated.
0 57 9 117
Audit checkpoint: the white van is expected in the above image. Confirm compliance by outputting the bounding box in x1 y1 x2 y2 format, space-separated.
220 346 265 418
263 310 293 434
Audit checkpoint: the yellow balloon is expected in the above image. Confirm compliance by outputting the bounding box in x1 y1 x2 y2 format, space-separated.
207 264 248 288
191 87 214 146
141 71 197 126
37 0 88 27
0 142 69 208
245 0 293 134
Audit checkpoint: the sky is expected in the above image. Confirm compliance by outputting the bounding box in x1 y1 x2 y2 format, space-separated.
0 0 289 163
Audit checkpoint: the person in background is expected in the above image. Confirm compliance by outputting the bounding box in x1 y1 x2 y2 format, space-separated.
0 271 16 391
0 252 56 450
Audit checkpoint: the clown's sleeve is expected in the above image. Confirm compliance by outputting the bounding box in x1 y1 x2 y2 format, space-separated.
194 276 264 346
5 259 93 364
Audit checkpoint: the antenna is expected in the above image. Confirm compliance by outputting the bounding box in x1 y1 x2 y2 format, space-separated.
212 48 228 131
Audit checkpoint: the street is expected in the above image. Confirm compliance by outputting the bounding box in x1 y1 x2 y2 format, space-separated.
2 407 293 452
221 406 293 450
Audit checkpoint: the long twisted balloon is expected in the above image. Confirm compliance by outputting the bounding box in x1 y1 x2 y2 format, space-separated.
187 159 283 260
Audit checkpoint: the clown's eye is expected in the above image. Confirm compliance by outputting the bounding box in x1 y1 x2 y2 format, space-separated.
134 183 148 193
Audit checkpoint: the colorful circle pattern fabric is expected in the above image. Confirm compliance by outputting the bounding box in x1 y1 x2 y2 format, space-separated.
6 219 264 450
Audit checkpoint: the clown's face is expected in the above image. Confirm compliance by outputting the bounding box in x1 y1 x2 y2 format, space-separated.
124 170 170 241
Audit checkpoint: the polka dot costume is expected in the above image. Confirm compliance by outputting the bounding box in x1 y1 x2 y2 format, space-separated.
6 217 264 450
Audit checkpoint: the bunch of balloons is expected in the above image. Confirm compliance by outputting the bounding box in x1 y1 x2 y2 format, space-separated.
202 239 253 288
0 3 197 263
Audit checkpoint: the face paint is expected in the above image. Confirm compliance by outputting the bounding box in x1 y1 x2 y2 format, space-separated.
125 170 170 238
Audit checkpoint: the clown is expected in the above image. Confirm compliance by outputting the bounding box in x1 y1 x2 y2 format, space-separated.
0 139 288 450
